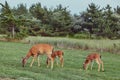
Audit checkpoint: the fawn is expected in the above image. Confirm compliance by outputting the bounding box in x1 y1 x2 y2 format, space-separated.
46 50 64 68
83 53 104 71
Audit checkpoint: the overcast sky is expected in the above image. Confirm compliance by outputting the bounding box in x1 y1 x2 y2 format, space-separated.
0 0 120 14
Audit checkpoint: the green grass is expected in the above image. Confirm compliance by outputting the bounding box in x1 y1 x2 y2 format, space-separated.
0 41 120 80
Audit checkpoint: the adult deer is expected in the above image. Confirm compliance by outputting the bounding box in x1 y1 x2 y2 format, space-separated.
46 50 64 68
83 53 104 71
22 44 54 69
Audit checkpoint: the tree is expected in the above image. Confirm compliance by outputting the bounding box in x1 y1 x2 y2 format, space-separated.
77 3 103 38
12 3 28 16
0 1 30 39
29 4 72 36
71 14 83 33
114 6 120 14
102 5 119 39
49 4 72 36
29 3 45 20
0 1 16 38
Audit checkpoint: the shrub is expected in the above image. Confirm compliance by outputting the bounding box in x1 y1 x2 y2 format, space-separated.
73 33 89 39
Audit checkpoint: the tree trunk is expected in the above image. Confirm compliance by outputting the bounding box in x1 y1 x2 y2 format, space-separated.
12 26 15 39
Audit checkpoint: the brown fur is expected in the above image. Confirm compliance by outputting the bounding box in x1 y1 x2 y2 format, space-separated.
22 44 54 69
83 53 104 71
46 50 64 68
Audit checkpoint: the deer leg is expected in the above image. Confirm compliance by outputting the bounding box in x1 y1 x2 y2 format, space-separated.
60 56 64 67
56 57 59 66
37 56 40 67
85 60 91 70
90 61 94 70
46 57 50 68
47 54 54 69
51 58 54 69
46 57 49 68
30 55 37 67
99 59 104 71
96 59 101 71
101 61 104 71
86 62 90 70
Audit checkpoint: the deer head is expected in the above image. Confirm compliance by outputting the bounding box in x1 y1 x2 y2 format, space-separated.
22 57 27 67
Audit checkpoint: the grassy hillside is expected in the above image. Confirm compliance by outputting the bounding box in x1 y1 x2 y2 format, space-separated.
0 41 120 80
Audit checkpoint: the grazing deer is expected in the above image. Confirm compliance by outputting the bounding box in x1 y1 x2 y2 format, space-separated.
46 50 64 68
22 44 54 69
83 53 104 71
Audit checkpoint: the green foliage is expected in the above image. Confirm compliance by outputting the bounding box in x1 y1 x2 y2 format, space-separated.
29 3 72 37
12 3 28 16
72 3 120 39
73 33 89 39
51 4 72 31
14 26 28 40
0 2 29 39
114 6 120 14
29 3 45 20
0 2 120 39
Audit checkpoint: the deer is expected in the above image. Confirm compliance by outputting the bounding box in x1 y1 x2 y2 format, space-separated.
46 50 64 68
22 44 54 69
83 53 104 72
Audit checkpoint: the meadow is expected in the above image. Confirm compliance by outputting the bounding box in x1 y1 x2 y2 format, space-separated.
0 37 120 80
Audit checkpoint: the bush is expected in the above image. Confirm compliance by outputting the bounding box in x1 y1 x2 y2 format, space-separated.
73 33 89 39
15 32 28 40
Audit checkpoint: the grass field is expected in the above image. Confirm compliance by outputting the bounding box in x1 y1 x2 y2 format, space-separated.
0 41 120 80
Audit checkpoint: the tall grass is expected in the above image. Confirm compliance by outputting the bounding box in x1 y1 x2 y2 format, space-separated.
22 36 120 54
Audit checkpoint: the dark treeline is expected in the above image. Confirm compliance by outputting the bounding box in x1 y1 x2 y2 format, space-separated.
0 1 120 39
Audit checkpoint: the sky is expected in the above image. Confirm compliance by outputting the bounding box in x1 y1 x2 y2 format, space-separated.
0 0 120 14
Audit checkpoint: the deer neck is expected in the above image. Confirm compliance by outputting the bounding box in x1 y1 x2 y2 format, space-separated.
25 52 31 60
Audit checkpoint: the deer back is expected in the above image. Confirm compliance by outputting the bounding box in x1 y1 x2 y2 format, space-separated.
30 44 54 55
